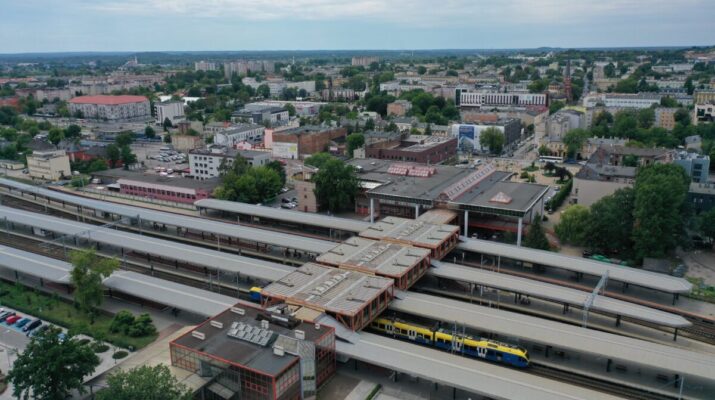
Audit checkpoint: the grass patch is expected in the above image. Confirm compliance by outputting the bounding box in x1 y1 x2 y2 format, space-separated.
522 165 538 172
112 350 128 360
686 277 715 304
0 281 157 349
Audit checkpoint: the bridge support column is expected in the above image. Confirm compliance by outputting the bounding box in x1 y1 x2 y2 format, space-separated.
673 328 678 342
414 204 419 219
672 293 679 305
369 198 374 223
463 210 468 237
516 217 523 247
615 315 621 327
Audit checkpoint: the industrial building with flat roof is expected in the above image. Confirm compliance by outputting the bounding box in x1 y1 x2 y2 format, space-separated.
364 134 457 164
261 263 394 331
171 304 336 400
317 236 431 290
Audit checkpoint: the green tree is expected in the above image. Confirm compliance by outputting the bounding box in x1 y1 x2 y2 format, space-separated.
638 108 655 129
8 326 100 400
284 103 296 117
538 144 551 156
69 249 120 315
120 145 137 169
106 144 121 168
660 97 678 108
64 124 82 139
87 158 108 173
585 188 635 255
312 158 359 213
562 128 590 159
97 365 192 400
257 84 271 98
632 164 690 259
163 117 173 131
479 127 505 154
604 62 616 78
612 110 638 138
346 132 365 157
304 152 334 169
417 66 427 75
115 131 134 147
674 108 691 126
266 160 287 186
699 208 715 244
549 100 565 115
48 127 64 145
215 166 282 204
524 215 550 250
144 125 156 139
555 205 590 245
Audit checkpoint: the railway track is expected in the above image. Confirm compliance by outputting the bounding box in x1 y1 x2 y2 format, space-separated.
455 259 715 345
530 364 679 400
0 220 701 399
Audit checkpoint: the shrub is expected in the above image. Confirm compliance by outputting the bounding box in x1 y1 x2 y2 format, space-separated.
92 343 110 353
112 350 128 360
77 338 91 346
109 310 135 334
546 179 573 210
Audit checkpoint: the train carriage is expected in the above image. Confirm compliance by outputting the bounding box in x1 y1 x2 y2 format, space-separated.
371 318 529 368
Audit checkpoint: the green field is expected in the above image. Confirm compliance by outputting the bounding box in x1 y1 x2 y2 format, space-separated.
0 281 157 349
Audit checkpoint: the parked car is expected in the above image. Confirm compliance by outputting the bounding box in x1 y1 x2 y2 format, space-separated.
0 312 16 323
28 324 48 338
0 311 12 322
281 198 292 204
280 203 293 209
15 318 31 328
23 319 42 332
6 315 22 325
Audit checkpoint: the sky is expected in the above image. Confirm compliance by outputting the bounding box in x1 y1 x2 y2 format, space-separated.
1 0 714 53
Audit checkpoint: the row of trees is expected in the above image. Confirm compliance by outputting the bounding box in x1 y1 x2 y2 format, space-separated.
213 155 286 204
556 164 690 261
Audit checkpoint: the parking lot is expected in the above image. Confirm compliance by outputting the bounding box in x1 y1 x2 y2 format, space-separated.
131 142 188 173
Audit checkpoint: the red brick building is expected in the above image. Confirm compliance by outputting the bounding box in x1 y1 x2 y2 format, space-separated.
272 126 347 158
366 135 457 164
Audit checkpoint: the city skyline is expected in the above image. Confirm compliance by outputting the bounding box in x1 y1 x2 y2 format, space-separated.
1 0 714 53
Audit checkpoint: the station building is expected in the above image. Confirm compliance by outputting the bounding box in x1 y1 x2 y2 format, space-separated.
170 304 336 400
349 159 549 246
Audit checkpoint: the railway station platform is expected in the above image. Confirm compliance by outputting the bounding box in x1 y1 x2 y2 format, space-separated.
390 292 715 398
429 261 691 329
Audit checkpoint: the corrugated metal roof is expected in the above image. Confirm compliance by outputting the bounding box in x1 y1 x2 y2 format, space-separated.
338 332 624 400
392 292 714 381
431 261 691 328
360 217 458 249
195 198 372 233
0 244 71 283
317 237 429 278
0 179 333 254
262 263 392 316
457 237 692 294
0 245 236 317
0 205 292 283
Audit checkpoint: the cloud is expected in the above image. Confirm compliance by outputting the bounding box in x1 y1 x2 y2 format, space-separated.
85 0 709 25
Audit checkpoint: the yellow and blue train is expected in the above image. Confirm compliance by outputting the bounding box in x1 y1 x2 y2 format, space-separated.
370 317 530 368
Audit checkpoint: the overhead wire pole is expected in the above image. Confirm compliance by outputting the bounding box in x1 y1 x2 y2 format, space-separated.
582 270 609 328
39 217 130 259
